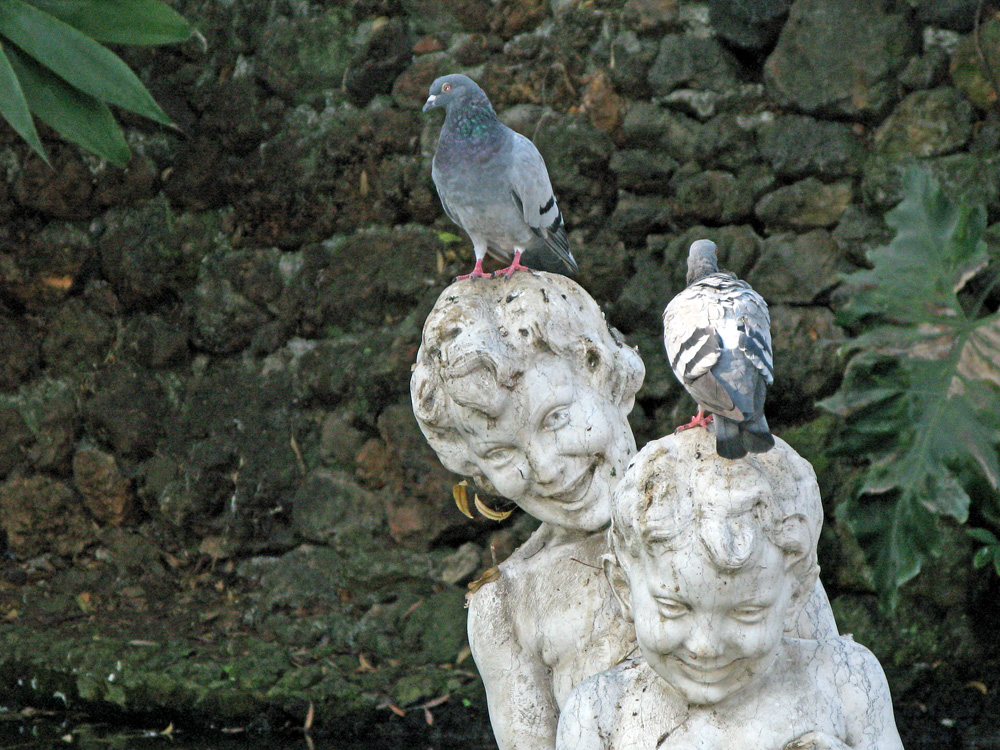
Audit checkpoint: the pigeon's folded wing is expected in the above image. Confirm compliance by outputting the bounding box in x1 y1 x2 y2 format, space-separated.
731 287 774 386
507 133 575 271
664 290 721 381
687 371 741 419
664 288 741 418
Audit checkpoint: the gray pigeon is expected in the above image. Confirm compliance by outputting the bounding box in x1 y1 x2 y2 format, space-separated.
662 239 774 460
423 74 577 279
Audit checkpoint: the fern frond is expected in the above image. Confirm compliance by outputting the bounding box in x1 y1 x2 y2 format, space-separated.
819 167 1000 608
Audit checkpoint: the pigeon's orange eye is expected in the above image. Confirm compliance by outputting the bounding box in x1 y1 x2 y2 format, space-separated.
442 83 453 93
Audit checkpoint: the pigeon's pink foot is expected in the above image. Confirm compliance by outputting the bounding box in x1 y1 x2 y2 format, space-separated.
675 410 713 433
456 258 491 280
494 250 530 279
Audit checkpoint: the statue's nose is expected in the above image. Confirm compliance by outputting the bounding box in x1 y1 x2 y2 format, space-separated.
525 440 561 486
683 616 725 661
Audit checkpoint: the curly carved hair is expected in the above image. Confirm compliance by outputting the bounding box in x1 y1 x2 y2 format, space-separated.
610 430 822 605
410 273 644 474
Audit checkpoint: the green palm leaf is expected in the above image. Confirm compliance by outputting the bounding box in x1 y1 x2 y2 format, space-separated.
0 0 189 165
5 42 129 167
819 167 1000 608
0 0 173 126
0 44 48 163
26 0 192 46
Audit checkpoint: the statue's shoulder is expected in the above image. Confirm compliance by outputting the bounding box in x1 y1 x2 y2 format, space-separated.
465 525 552 636
484 523 565 585
468 523 611 646
788 635 882 672
825 635 891 691
572 656 651 707
783 636 892 704
561 658 680 749
802 637 901 748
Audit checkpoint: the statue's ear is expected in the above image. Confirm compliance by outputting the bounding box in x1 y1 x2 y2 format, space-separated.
779 516 819 630
428 443 483 487
603 553 633 622
784 560 819 634
423 431 480 479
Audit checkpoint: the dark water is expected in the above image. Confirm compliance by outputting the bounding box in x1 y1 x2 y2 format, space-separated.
6 671 1000 750
0 710 498 750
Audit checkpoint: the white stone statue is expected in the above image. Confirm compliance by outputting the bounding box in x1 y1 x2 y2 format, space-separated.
557 430 903 750
412 273 645 750
411 273 841 750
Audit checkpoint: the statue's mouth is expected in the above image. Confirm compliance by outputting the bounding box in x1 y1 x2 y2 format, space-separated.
550 464 597 509
673 656 742 684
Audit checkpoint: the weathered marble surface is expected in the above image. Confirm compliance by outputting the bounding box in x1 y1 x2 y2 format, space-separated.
412 272 644 749
411 273 839 750
557 430 903 750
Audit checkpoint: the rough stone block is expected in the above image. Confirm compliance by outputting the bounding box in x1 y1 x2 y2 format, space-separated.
763 0 915 119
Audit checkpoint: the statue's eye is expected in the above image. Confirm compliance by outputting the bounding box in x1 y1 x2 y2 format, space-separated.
655 598 688 619
541 406 570 431
484 446 515 466
442 82 453 93
731 605 767 623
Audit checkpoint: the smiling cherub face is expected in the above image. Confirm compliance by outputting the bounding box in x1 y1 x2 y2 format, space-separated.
452 352 634 532
627 530 795 705
411 273 644 533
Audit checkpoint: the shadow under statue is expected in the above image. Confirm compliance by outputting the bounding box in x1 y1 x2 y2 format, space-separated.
411 272 846 750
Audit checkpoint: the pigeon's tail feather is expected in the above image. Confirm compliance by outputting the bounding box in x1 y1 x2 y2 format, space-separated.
714 415 747 460
521 224 577 276
545 242 578 275
741 414 774 455
542 214 577 274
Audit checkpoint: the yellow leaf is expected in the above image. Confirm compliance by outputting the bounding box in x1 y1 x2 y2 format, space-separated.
41 275 73 291
452 481 473 518
467 566 500 594
357 653 376 672
474 494 513 521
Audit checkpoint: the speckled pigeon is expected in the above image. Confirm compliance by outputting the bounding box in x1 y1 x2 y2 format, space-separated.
662 239 774 460
423 74 577 279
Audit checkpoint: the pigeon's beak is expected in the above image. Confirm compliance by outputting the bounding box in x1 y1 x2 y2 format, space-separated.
422 94 437 112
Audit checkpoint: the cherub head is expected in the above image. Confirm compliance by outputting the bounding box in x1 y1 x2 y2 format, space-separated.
605 430 822 705
411 273 645 532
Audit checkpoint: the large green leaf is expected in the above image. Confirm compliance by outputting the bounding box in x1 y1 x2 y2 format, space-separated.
0 0 173 125
25 0 192 45
5 42 129 167
837 491 941 604
0 44 48 163
819 167 1000 608
834 171 990 332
